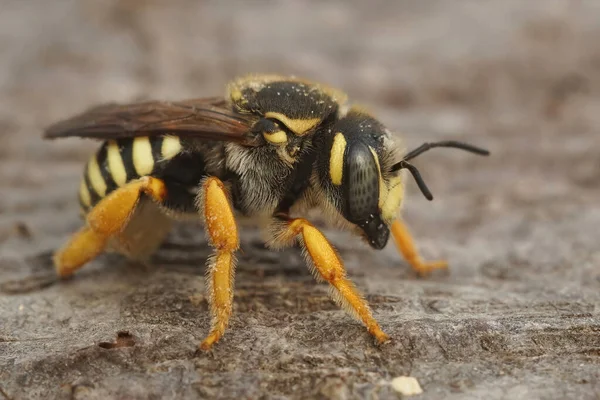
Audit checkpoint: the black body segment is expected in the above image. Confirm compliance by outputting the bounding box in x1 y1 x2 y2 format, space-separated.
228 76 346 137
238 81 338 122
155 151 207 213
78 135 207 214
118 138 136 182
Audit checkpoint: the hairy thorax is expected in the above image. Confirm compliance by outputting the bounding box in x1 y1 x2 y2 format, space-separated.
224 142 301 217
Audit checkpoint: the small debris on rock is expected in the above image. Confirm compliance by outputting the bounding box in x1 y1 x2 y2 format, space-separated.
98 331 136 349
390 376 423 396
13 222 32 239
188 294 205 306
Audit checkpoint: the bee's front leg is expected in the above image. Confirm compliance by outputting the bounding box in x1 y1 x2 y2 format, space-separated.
269 217 390 345
390 219 448 276
197 177 240 351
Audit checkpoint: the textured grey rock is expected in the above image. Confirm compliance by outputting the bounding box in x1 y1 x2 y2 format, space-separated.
0 1 599 399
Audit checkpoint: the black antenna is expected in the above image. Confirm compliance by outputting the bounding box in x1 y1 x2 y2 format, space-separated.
395 160 433 201
402 140 490 162
391 140 490 201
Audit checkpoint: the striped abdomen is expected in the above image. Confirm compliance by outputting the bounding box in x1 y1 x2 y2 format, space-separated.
78 135 183 212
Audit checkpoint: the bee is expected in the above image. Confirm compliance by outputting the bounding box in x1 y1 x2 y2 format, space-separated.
44 74 489 350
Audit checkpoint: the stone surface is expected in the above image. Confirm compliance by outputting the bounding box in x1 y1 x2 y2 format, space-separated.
0 1 599 399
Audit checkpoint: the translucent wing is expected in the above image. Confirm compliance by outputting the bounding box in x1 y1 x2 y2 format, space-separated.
44 97 258 145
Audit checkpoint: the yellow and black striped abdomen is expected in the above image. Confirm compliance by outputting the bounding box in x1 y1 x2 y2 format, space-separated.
79 135 183 212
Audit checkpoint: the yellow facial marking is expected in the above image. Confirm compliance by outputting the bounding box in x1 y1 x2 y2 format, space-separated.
87 156 107 197
366 146 404 221
264 112 321 136
329 133 347 186
79 179 91 208
381 175 404 222
107 140 127 187
369 147 381 173
161 135 182 160
369 147 387 209
263 130 287 145
132 136 154 176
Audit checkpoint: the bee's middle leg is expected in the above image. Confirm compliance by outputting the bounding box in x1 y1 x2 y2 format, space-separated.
269 217 390 345
197 177 240 351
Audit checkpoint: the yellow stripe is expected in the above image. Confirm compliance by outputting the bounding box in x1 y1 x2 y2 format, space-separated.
161 135 182 160
132 136 154 176
263 130 287 144
329 133 346 185
369 147 381 174
79 179 91 207
369 146 386 209
87 156 107 197
107 140 127 186
367 145 404 220
264 112 320 136
381 175 404 222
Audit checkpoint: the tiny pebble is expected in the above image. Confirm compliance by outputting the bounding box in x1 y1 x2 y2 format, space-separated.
390 376 423 396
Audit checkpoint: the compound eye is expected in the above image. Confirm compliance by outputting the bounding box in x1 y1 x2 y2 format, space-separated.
253 118 288 145
344 142 389 249
345 142 380 222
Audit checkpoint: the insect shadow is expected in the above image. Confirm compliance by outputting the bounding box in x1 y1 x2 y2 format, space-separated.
0 250 59 294
153 235 309 279
0 231 308 295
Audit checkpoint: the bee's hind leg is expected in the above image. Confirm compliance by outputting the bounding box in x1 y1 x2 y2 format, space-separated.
390 219 448 276
54 177 168 278
110 198 173 264
197 177 240 351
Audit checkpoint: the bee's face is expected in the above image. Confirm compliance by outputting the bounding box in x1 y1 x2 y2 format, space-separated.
317 109 405 249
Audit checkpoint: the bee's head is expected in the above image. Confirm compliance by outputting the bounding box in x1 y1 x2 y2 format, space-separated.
316 109 404 249
316 108 490 250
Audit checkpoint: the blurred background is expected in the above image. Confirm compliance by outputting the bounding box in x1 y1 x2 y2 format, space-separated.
1 1 599 399
1 0 598 228
1 0 598 276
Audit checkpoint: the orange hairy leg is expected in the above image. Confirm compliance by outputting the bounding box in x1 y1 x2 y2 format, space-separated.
198 177 239 350
272 218 389 345
54 176 167 277
391 219 448 276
